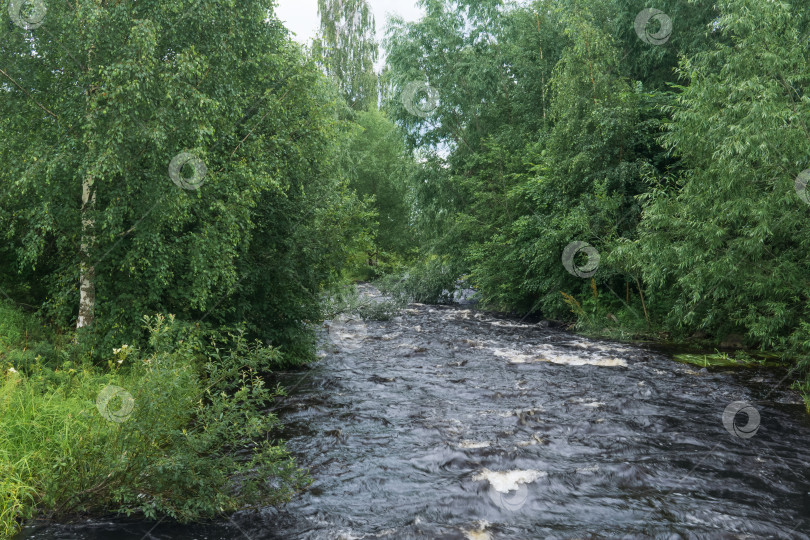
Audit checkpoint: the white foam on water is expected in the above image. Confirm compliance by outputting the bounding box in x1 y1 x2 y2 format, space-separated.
458 440 491 449
464 528 492 540
516 433 547 447
472 468 547 493
489 319 533 329
540 355 627 367
572 341 634 353
493 348 627 367
493 349 534 363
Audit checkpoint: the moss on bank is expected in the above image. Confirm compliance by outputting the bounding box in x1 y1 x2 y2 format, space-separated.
671 351 782 369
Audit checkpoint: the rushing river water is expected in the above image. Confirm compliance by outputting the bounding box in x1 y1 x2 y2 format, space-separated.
17 287 810 539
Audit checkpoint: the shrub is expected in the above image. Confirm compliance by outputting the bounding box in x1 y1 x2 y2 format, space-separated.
0 314 308 537
377 255 464 305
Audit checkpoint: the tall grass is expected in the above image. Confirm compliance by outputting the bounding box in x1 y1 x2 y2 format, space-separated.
0 306 309 538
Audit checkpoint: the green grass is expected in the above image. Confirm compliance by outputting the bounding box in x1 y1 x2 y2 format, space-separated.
671 351 778 368
0 305 309 539
795 379 810 414
0 365 101 535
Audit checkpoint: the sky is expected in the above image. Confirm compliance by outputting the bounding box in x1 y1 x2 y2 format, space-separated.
274 0 425 46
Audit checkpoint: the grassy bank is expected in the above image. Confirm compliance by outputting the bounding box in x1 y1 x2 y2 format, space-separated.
557 284 810 411
0 302 308 539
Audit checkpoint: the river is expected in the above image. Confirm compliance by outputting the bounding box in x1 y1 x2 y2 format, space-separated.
17 288 810 539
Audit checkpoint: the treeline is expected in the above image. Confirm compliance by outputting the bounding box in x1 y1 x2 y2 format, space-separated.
382 0 810 389
0 0 400 535
0 0 392 359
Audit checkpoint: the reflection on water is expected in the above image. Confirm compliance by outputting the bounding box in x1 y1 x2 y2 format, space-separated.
17 287 810 539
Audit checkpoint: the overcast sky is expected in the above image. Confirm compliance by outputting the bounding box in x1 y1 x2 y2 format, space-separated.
275 0 425 46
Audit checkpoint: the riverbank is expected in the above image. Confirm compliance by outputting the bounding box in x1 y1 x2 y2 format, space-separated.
20 295 810 538
379 275 810 411
568 324 809 412
501 283 810 413
0 301 308 539
7 286 810 538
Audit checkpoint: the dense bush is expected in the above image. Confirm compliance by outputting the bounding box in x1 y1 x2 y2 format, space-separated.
0 307 306 537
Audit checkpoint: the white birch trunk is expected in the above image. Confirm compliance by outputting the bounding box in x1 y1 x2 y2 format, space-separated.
77 176 95 328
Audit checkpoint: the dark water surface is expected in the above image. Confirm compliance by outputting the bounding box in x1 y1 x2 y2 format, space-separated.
17 290 810 539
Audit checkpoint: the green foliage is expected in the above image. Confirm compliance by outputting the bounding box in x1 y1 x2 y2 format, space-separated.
313 0 379 110
0 312 307 537
0 303 32 352
384 0 687 316
384 0 810 387
0 0 364 359
673 351 775 369
560 280 651 340
377 255 465 305
342 109 417 276
633 0 810 351
321 284 405 321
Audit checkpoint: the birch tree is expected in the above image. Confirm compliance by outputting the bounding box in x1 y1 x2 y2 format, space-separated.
0 0 364 351
313 0 379 110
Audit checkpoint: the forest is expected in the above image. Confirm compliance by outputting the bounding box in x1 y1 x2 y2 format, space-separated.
0 0 808 537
